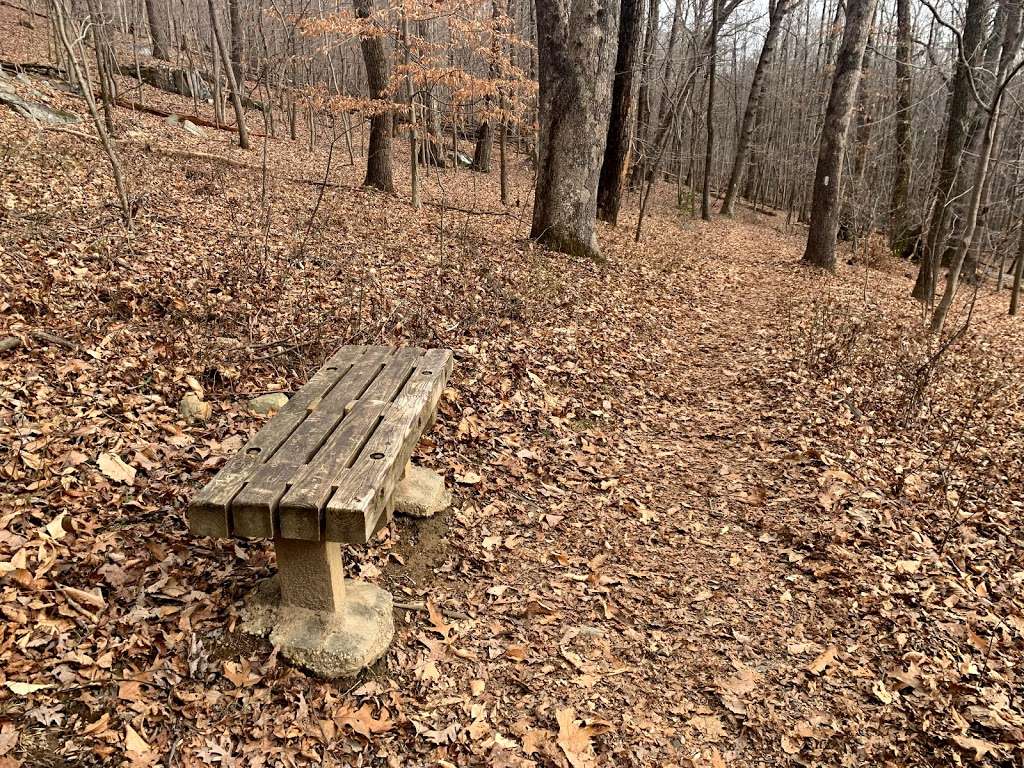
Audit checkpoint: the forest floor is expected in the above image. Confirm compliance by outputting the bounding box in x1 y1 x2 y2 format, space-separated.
3 8 1024 768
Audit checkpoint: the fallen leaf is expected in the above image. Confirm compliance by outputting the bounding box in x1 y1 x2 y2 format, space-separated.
336 704 394 738
5 681 52 696
807 645 839 675
688 714 727 741
124 724 149 753
952 734 1001 762
556 707 609 768
44 512 70 540
98 452 136 485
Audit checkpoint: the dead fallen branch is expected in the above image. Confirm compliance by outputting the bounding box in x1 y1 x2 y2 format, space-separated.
0 329 79 353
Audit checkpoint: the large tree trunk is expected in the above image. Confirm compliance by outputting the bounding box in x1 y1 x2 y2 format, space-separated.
932 0 1022 330
889 0 912 249
850 13 877 182
801 0 877 269
722 0 790 216
531 0 620 260
472 0 501 173
958 2 1016 284
912 0 989 300
472 121 494 172
596 0 643 224
228 0 243 84
629 0 660 188
1012 221 1024 315
354 0 394 192
144 0 171 60
932 4 1022 331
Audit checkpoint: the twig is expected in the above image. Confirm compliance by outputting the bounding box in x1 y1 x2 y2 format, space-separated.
1 330 79 352
393 600 427 611
31 329 79 350
424 201 511 217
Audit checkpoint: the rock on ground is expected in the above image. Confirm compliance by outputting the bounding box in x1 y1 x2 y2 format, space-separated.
394 464 451 518
179 392 212 422
249 392 289 414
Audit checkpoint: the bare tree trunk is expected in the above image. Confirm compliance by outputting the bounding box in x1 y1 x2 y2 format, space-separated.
531 0 620 259
1012 222 1024 314
499 112 509 204
850 13 877 182
597 0 643 224
472 122 493 171
208 0 249 149
144 0 170 60
212 24 224 126
228 0 243 83
722 0 791 216
702 0 720 221
51 0 130 221
86 0 116 136
629 0 660 188
353 0 394 192
402 9 419 208
932 2 1023 331
889 0 912 249
472 0 501 172
912 0 989 301
801 0 877 269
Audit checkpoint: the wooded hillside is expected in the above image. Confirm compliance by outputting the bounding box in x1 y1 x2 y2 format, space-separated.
1 0 1023 765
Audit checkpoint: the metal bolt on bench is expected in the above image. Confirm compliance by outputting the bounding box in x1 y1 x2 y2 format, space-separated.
187 345 453 677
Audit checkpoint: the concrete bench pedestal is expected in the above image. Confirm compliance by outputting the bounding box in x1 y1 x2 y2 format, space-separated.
241 539 393 679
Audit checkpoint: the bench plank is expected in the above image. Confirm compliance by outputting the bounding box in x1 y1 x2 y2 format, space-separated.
273 347 435 540
230 347 396 537
277 399 387 540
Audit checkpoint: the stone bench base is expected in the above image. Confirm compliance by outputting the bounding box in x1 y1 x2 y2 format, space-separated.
394 464 451 518
240 539 393 678
237 464 449 678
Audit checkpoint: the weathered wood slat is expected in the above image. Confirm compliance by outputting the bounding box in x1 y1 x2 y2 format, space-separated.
324 349 453 543
229 347 394 537
277 399 388 540
358 347 422 402
187 345 367 537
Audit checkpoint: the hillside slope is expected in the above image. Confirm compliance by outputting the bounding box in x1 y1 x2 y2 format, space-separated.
2 12 1024 767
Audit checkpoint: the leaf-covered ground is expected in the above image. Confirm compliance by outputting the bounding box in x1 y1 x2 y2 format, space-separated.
2 10 1024 766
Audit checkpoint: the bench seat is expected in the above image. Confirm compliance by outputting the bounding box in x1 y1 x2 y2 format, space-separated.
189 345 453 545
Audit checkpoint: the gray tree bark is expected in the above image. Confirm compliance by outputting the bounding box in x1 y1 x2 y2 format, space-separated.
353 0 394 192
597 0 644 223
723 0 792 216
144 0 171 60
228 0 243 84
912 0 989 300
889 0 912 249
531 0 620 260
208 0 249 149
702 0 720 221
801 0 877 269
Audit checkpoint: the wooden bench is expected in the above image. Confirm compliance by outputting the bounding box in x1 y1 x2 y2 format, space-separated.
187 345 453 677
